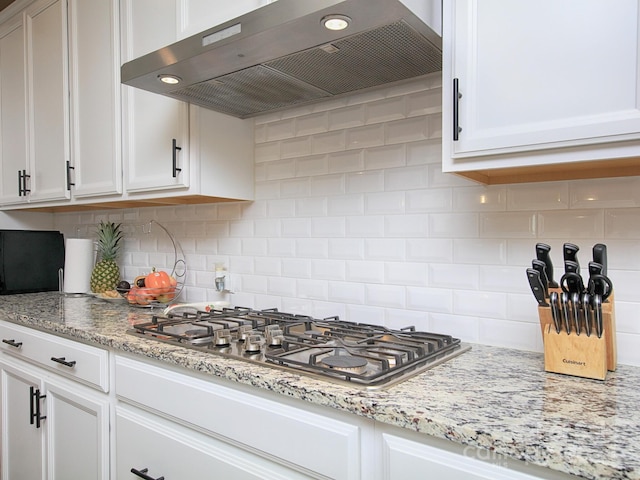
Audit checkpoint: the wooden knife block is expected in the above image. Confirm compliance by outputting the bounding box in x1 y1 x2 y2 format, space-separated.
538 290 616 381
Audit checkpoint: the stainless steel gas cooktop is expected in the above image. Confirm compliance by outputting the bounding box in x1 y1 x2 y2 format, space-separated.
128 307 470 390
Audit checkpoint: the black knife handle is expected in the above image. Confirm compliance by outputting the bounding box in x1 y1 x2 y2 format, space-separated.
531 260 549 292
592 243 607 276
570 292 581 335
582 293 592 337
560 291 571 334
563 243 580 268
593 294 603 338
526 268 548 306
535 243 558 288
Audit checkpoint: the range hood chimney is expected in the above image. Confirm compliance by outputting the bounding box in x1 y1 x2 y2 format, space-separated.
121 0 442 119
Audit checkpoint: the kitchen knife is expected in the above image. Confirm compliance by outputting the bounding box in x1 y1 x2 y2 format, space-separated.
535 243 559 288
582 292 592 337
531 259 550 294
593 294 603 338
526 268 549 306
570 291 581 335
563 243 580 269
560 291 571 334
549 291 562 334
592 243 608 276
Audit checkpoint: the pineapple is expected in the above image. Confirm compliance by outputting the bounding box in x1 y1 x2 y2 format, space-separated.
90 221 123 293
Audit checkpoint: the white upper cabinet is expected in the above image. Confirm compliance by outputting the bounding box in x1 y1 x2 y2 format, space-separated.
67 0 122 198
0 14 27 205
25 0 70 203
120 0 190 194
442 0 640 183
120 0 254 202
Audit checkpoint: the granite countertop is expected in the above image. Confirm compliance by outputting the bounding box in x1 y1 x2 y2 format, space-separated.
1 292 638 480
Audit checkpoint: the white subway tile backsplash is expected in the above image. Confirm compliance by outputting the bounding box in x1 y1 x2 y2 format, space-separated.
296 112 328 136
364 284 406 308
328 281 365 304
407 139 441 166
296 238 328 258
429 213 478 238
453 290 507 319
346 124 385 150
280 177 310 198
265 118 296 141
405 189 452 213
365 96 406 124
327 194 364 216
506 182 569 211
345 216 385 237
365 238 406 261
385 165 428 191
346 260 385 283
55 78 640 366
346 170 385 193
312 130 347 154
328 150 364 174
570 177 640 209
453 186 507 212
281 258 310 278
310 174 345 196
296 154 328 177
385 262 427 286
311 217 346 237
385 214 429 237
406 88 442 117
265 158 297 180
281 136 312 159
605 209 640 238
364 191 405 215
429 264 479 289
479 212 536 238
386 116 429 144
454 239 507 265
310 259 346 281
328 238 365 259
363 144 406 170
328 105 365 130
538 209 604 238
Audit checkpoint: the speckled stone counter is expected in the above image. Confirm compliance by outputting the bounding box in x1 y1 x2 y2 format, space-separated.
1 292 638 480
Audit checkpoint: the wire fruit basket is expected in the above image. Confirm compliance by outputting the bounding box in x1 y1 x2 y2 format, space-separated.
117 220 186 308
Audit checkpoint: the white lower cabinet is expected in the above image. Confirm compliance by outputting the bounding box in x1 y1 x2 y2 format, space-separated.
0 357 109 480
115 354 362 480
116 405 309 480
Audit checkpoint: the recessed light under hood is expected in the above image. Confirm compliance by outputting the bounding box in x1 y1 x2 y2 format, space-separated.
121 0 442 119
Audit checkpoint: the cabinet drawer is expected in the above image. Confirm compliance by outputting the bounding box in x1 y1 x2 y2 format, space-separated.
0 322 108 392
116 355 360 480
116 406 310 480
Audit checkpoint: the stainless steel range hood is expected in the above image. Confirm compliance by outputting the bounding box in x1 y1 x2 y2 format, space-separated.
121 0 442 119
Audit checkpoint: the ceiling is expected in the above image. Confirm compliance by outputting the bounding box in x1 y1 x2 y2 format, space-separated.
0 0 14 11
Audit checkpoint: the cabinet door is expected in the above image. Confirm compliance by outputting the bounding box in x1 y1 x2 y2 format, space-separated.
25 0 70 202
67 0 122 198
120 0 190 194
116 406 310 480
45 380 109 480
446 0 640 157
0 363 45 480
0 15 28 206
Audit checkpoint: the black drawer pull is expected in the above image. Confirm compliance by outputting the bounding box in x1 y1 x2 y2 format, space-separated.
453 77 462 141
131 467 164 480
29 386 46 428
172 138 182 178
2 339 23 348
50 356 76 368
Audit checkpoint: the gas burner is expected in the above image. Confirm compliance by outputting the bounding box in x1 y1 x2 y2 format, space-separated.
320 355 368 374
127 307 470 390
